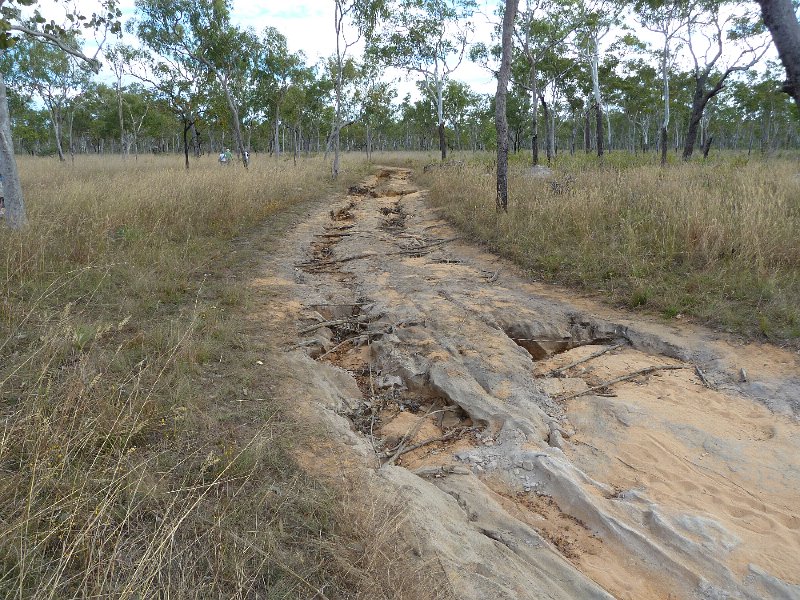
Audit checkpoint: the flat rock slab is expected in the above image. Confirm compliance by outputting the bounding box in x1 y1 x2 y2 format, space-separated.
260 166 800 600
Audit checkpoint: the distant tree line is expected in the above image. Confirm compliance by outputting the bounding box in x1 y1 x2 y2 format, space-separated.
1 0 799 227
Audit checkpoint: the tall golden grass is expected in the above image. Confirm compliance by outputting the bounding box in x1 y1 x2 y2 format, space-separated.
417 154 800 341
0 154 440 598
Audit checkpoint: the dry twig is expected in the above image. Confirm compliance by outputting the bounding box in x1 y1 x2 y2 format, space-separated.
546 341 627 377
295 251 377 269
557 364 690 401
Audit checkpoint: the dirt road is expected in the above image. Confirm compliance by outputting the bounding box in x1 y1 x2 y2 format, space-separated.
254 167 800 599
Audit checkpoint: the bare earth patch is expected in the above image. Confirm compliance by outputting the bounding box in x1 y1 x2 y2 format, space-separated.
255 166 800 600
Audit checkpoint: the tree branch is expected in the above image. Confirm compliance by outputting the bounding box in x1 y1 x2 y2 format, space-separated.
9 25 101 72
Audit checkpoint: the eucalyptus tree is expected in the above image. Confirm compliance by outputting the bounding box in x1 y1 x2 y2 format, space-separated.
3 31 92 162
331 0 383 178
0 0 120 229
123 83 154 158
297 66 334 154
496 0 518 212
443 80 478 150
354 64 397 159
756 0 800 111
369 0 476 161
515 0 579 164
635 0 691 166
253 27 308 157
680 0 770 158
613 57 660 152
134 0 257 167
106 44 128 155
123 45 207 168
575 0 622 158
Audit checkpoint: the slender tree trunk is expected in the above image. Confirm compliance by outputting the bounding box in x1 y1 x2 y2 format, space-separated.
540 95 553 165
366 122 372 161
660 40 670 167
0 75 26 228
333 80 341 178
590 35 604 158
570 111 577 156
183 119 190 170
117 83 125 158
495 0 518 212
594 102 604 158
437 79 447 161
191 120 201 157
51 109 65 162
584 107 591 153
702 135 713 158
221 78 247 168
68 111 75 164
531 65 539 166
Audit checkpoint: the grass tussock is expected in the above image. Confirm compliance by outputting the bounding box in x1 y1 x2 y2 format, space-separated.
418 154 800 342
0 154 439 599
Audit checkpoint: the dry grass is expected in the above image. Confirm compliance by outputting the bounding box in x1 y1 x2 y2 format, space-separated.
0 154 442 599
416 153 800 342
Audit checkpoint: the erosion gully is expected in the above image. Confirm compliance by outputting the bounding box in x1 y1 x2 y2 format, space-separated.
262 167 800 600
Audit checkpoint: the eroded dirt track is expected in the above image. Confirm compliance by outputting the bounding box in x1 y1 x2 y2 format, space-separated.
258 167 800 600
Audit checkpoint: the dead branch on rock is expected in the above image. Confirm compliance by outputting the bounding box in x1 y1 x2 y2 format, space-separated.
383 407 443 467
295 251 378 269
694 365 714 389
557 364 690 401
298 319 363 335
392 427 470 459
314 231 363 238
317 325 394 359
387 237 460 256
546 341 628 377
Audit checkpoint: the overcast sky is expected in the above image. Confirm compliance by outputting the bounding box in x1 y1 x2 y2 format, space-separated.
31 0 775 101
226 0 500 96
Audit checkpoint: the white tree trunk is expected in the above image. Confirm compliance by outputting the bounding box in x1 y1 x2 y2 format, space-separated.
0 75 26 228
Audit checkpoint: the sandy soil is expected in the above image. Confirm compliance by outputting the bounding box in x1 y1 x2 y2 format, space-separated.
254 166 800 600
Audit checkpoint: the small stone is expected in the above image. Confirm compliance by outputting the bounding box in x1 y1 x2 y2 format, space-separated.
522 460 535 471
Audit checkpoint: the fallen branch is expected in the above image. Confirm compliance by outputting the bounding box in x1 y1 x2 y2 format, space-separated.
387 237 460 256
546 341 628 377
383 407 440 467
298 319 362 335
318 326 393 359
557 364 690 401
314 231 366 238
295 251 377 269
391 428 465 458
694 365 714 389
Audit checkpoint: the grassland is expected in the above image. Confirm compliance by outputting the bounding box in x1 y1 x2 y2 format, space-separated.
414 152 800 344
0 154 430 599
2 149 797 598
